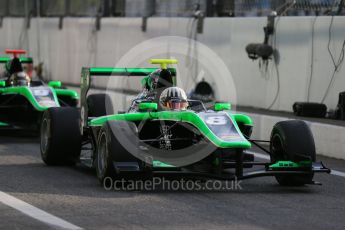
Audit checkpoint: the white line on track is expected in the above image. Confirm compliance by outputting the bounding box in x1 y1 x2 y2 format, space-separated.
245 150 345 178
0 191 82 230
330 170 345 177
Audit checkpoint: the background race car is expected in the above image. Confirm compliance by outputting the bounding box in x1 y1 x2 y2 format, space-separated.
0 49 79 134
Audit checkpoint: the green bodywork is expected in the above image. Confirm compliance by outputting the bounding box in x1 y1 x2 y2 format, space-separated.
0 121 10 126
89 111 252 149
54 88 79 99
214 103 231 111
232 113 253 126
0 86 78 111
48 81 62 88
139 102 158 111
269 161 312 169
153 161 175 168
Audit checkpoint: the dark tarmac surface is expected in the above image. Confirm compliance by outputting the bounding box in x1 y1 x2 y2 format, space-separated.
0 136 344 230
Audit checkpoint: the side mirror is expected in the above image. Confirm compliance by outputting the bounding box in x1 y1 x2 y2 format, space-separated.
214 103 231 111
48 81 62 88
0 80 6 87
139 102 158 111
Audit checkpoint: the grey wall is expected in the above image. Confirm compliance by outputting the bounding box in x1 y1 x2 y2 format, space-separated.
0 16 344 112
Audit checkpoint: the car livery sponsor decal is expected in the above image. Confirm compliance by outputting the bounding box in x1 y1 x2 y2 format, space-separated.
198 112 244 142
29 87 58 108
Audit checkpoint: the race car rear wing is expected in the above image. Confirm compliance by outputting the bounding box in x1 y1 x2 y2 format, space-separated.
0 57 33 64
87 67 176 76
80 67 176 131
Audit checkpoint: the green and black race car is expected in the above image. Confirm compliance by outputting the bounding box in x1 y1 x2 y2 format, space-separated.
40 59 330 186
0 49 79 133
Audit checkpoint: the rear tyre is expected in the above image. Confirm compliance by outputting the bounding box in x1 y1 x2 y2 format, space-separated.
40 107 81 165
270 120 316 186
87 94 113 117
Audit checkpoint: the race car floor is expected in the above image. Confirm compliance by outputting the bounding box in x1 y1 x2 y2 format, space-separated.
0 136 344 230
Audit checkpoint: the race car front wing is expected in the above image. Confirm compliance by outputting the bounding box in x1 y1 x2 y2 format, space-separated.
151 161 330 184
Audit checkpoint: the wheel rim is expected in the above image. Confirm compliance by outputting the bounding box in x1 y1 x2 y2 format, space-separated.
40 118 49 155
271 134 285 162
97 132 108 176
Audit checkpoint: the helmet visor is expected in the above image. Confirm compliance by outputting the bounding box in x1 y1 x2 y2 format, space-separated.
167 99 188 110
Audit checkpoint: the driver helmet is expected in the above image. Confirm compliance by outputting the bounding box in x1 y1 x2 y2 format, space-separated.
160 87 189 111
10 71 30 86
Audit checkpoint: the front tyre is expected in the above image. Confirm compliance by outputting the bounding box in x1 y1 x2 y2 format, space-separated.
95 121 143 185
270 120 316 186
95 126 116 184
40 107 81 165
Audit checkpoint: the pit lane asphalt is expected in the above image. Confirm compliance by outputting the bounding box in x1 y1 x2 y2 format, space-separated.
0 136 344 230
